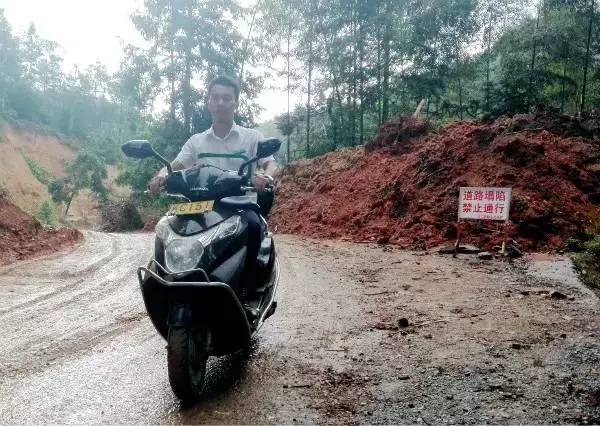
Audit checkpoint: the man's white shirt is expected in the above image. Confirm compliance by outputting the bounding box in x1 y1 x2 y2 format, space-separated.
174 123 275 172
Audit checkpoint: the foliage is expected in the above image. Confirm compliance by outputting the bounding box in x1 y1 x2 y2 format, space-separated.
572 234 600 291
22 153 52 185
2 0 600 194
37 199 55 225
49 152 108 216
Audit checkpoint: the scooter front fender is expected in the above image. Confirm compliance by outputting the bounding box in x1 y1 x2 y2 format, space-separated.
138 266 252 355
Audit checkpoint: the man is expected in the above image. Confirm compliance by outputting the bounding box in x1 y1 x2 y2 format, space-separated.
148 75 277 284
148 75 277 192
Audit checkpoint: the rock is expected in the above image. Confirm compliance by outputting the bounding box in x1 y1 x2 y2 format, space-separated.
398 317 410 327
511 343 522 350
549 290 568 300
460 244 482 254
478 251 493 260
377 236 389 244
436 245 456 254
505 243 524 258
436 244 481 255
398 375 410 380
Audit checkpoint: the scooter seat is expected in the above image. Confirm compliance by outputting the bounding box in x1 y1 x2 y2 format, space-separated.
219 196 261 214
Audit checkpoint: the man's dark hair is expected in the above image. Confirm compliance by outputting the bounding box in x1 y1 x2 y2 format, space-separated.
207 75 241 101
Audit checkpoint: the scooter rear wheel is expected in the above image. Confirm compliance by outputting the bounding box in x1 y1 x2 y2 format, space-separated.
167 326 208 403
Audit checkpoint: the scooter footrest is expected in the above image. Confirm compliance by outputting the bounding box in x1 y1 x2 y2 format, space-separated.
244 305 259 320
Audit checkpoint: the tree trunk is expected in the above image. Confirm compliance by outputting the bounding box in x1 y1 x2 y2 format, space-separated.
286 2 291 163
485 14 492 113
327 97 338 150
183 46 192 137
458 60 464 120
351 0 358 146
358 0 365 145
169 0 176 122
527 0 543 111
306 1 314 157
334 79 346 145
560 56 568 113
581 0 595 114
381 0 391 123
377 7 382 126
64 191 76 217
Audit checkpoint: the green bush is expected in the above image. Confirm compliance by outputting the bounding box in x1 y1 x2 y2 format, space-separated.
572 234 600 292
585 235 600 258
37 199 55 225
22 153 52 185
564 237 586 253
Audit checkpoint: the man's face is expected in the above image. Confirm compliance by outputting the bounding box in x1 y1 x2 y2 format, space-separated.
207 84 237 123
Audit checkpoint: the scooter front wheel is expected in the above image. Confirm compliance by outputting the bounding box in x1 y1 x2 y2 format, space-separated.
167 326 208 403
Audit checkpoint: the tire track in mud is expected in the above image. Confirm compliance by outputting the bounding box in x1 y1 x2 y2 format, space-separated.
0 231 153 380
0 232 120 315
0 313 150 378
0 231 117 277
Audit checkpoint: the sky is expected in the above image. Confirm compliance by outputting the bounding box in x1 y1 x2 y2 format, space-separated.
1 0 293 122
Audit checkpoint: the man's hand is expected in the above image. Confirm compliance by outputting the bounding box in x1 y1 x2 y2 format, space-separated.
148 174 166 194
255 173 274 193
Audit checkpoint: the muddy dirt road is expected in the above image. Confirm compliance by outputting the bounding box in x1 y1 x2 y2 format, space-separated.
0 232 599 424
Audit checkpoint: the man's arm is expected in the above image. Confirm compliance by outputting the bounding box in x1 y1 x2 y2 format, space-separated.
261 159 278 178
147 138 195 193
255 159 278 193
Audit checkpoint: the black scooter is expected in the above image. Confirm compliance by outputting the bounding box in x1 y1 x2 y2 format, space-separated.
122 138 281 402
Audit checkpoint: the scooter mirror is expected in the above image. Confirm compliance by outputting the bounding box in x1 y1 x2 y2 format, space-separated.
256 138 281 159
122 140 155 159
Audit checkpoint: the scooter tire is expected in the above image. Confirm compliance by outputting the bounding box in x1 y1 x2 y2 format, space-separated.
167 326 208 403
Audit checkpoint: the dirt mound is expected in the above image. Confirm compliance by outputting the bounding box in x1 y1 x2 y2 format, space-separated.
142 217 159 232
365 116 431 154
100 199 144 232
271 112 600 251
0 195 81 266
509 108 593 138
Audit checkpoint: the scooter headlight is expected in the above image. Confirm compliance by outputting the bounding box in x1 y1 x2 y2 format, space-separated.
164 238 204 273
160 216 241 273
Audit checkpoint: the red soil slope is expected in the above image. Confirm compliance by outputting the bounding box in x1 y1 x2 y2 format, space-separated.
0 195 81 266
271 112 600 251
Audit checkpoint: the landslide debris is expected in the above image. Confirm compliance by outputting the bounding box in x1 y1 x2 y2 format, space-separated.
271 111 600 250
0 193 81 265
100 199 144 232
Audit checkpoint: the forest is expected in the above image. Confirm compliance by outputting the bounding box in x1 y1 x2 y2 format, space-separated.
0 0 599 192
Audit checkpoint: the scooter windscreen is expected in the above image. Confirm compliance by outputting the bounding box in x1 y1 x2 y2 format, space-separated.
166 165 245 202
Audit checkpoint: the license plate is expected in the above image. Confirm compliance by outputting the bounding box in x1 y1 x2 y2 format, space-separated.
169 200 214 215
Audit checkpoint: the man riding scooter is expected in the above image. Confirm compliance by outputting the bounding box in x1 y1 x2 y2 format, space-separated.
148 75 278 286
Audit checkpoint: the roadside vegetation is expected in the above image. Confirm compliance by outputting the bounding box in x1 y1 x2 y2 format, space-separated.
21 153 52 185
570 210 600 292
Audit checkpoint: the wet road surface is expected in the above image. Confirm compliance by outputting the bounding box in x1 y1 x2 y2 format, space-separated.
0 232 599 424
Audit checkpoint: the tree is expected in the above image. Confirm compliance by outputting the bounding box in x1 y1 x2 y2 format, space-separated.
581 0 596 112
19 24 63 92
0 9 21 115
49 152 108 216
